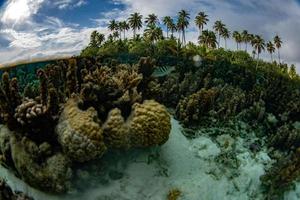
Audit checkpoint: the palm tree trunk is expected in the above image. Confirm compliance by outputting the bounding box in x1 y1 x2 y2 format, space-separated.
245 43 248 52
218 34 220 48
133 29 136 39
271 53 273 62
236 42 238 50
278 49 281 64
256 52 260 70
183 30 186 45
225 39 227 49
166 29 169 38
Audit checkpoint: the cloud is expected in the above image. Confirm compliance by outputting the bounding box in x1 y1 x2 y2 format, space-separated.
52 0 87 10
0 0 45 27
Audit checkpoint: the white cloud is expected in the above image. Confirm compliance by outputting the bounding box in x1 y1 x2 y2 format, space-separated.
0 0 44 26
53 0 87 10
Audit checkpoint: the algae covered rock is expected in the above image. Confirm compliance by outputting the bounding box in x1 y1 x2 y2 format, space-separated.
56 96 107 162
10 135 72 193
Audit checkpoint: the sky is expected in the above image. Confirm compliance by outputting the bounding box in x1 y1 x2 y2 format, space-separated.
0 0 300 73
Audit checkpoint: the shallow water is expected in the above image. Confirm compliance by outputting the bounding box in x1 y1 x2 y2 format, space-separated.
0 118 286 200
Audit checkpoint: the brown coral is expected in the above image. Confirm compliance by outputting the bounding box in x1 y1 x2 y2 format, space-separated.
175 88 219 125
269 123 300 149
128 100 171 148
56 96 107 162
14 98 47 126
102 108 130 149
102 100 171 149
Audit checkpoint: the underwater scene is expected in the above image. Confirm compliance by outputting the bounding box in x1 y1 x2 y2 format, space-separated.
0 0 300 200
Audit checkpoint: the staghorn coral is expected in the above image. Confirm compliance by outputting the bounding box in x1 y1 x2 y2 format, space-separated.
56 96 107 162
80 64 142 119
261 148 300 199
269 123 300 150
37 69 48 106
175 88 219 125
10 135 72 194
129 100 171 148
214 85 246 120
0 72 21 128
66 58 78 96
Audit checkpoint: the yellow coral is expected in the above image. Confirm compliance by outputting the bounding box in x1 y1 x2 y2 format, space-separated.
102 108 130 149
102 100 171 149
56 96 106 162
167 188 182 200
128 100 171 147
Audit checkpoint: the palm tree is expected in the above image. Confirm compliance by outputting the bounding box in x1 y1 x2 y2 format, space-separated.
112 31 119 40
233 31 242 50
199 30 217 49
253 35 265 68
274 35 282 63
242 30 251 51
266 41 275 61
169 20 177 38
108 20 118 32
221 27 231 49
195 11 209 35
213 20 225 48
145 14 159 26
128 12 143 39
118 21 129 40
163 16 172 38
144 24 163 43
177 10 190 45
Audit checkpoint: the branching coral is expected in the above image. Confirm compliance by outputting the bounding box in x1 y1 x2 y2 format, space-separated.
261 148 300 199
175 88 219 125
0 72 21 128
14 98 47 126
269 123 300 149
56 96 107 162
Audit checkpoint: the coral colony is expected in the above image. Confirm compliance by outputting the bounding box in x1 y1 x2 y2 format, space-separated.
0 9 299 200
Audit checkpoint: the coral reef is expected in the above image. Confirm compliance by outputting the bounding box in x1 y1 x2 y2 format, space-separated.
129 100 171 147
56 96 107 162
102 108 130 149
261 148 300 199
269 122 300 150
103 100 171 149
175 88 219 125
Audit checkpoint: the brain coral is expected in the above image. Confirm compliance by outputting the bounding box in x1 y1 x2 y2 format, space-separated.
102 108 130 149
128 100 171 147
56 96 106 162
102 100 171 149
